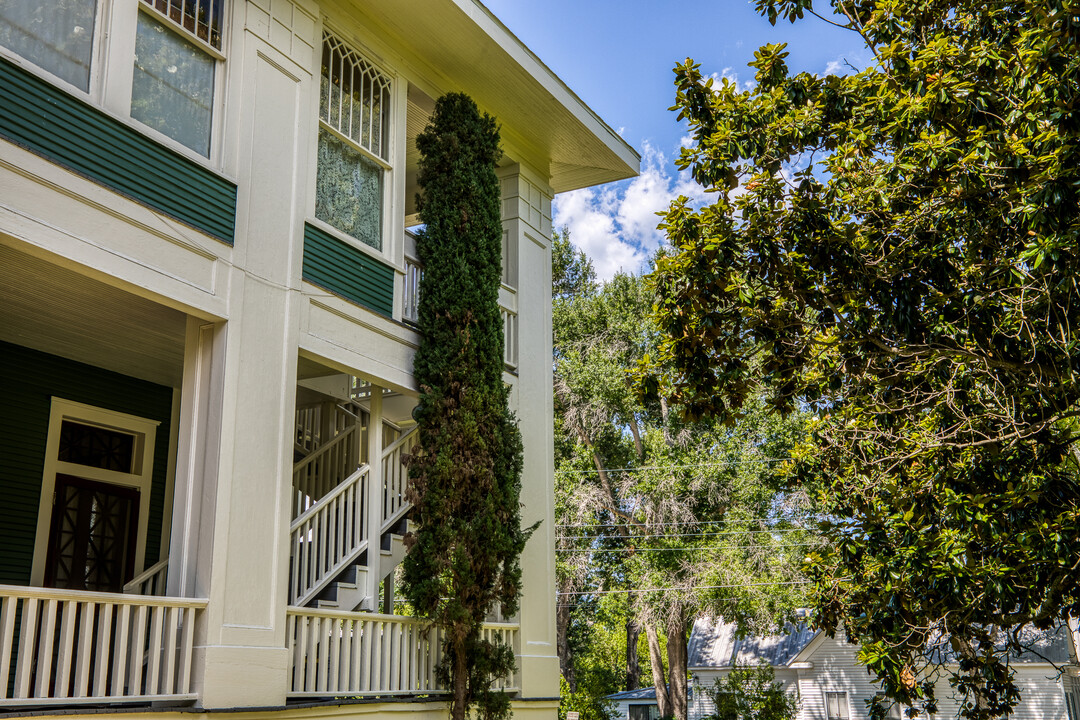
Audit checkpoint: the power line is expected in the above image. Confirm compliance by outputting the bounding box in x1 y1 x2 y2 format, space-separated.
556 579 812 596
556 527 811 541
555 460 789 475
555 542 819 553
557 518 820 528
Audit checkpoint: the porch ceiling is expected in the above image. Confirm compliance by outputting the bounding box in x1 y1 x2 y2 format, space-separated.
0 243 186 388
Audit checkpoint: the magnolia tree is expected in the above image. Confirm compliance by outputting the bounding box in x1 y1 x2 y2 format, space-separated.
646 3 1080 718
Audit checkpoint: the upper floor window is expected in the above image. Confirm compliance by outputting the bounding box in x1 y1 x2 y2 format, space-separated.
0 0 98 91
0 0 225 160
133 0 224 157
316 30 391 251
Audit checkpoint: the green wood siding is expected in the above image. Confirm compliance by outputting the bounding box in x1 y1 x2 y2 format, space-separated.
303 222 395 317
0 56 237 244
0 341 174 586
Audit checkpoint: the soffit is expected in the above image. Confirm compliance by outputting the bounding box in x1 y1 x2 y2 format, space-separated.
344 0 639 193
0 243 186 388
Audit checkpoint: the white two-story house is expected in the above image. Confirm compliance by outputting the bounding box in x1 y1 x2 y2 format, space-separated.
0 0 638 716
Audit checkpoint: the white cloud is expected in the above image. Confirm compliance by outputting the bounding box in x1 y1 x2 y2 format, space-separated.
552 141 709 281
824 58 844 75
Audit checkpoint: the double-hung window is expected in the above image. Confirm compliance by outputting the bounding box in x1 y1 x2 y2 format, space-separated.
132 0 224 157
825 691 850 720
315 29 392 252
0 0 225 159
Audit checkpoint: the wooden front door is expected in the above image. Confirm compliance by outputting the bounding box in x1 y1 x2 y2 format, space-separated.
44 475 139 593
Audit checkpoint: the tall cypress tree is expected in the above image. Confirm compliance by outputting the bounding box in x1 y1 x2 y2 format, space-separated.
403 93 530 720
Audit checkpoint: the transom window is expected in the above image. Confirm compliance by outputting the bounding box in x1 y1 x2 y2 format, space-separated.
315 30 392 251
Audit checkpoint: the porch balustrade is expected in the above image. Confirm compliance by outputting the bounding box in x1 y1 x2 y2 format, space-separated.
286 608 519 697
0 585 205 706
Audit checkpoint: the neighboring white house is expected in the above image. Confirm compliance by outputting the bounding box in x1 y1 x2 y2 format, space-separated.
609 687 664 720
0 0 637 717
688 618 1080 720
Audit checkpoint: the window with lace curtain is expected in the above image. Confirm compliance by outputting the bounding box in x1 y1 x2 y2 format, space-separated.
315 30 392 251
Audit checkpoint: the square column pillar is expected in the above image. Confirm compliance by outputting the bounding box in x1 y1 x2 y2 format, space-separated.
172 26 313 709
496 164 559 698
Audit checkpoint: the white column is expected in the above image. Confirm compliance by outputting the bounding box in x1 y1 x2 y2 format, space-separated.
365 388 384 610
496 164 559 698
187 25 312 708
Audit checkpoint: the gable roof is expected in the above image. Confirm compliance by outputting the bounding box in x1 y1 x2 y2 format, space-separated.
688 617 819 669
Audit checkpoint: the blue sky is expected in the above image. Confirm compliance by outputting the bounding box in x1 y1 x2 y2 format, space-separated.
483 0 870 279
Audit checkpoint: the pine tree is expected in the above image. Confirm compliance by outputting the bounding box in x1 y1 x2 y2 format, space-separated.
403 92 530 720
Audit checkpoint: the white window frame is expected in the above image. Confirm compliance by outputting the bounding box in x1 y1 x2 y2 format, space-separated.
824 690 850 720
30 398 160 588
308 21 407 270
0 0 230 168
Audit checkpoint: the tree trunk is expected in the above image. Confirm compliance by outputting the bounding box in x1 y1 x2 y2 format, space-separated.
666 615 689 720
626 613 641 690
645 621 672 718
950 634 991 713
452 636 468 720
557 600 577 691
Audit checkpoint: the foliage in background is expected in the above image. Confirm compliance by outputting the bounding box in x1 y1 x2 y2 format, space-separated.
403 93 532 720
647 3 1080 718
702 663 798 720
553 233 815 720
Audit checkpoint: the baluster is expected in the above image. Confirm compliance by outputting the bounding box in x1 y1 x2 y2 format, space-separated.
0 597 14 699
146 604 165 695
34 598 58 698
54 599 78 698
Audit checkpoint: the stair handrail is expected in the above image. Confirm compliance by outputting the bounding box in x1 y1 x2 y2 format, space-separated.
289 465 370 606
291 461 370 531
122 557 169 595
380 425 417 460
293 423 357 475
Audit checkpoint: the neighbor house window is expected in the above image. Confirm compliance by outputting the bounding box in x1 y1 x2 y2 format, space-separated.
0 0 98 91
825 691 849 720
132 0 224 156
316 30 391 251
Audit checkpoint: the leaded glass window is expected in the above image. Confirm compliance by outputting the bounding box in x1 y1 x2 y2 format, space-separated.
316 31 391 251
0 0 98 91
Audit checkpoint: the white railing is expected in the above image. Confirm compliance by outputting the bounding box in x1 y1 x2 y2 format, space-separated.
0 585 205 706
290 466 370 607
286 608 518 697
293 423 362 519
501 308 517 369
402 254 422 325
122 558 169 596
381 427 417 531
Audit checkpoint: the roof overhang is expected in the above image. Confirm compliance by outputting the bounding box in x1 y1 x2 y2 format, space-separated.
344 0 640 193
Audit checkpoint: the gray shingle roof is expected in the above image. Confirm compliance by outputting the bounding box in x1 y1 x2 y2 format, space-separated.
687 617 818 669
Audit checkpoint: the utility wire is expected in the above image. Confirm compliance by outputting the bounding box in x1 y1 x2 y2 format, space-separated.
557 518 820 528
556 527 811 541
555 542 819 553
555 460 790 474
556 579 812 596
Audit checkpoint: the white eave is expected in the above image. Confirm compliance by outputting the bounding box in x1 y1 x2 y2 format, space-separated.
346 0 640 193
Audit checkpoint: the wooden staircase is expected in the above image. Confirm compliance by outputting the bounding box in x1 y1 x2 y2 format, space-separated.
289 400 417 611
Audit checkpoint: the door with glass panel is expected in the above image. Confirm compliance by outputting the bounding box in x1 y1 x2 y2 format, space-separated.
44 474 140 593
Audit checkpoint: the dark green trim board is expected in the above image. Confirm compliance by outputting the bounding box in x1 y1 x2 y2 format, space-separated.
0 341 174 586
0 56 237 244
303 222 395 317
